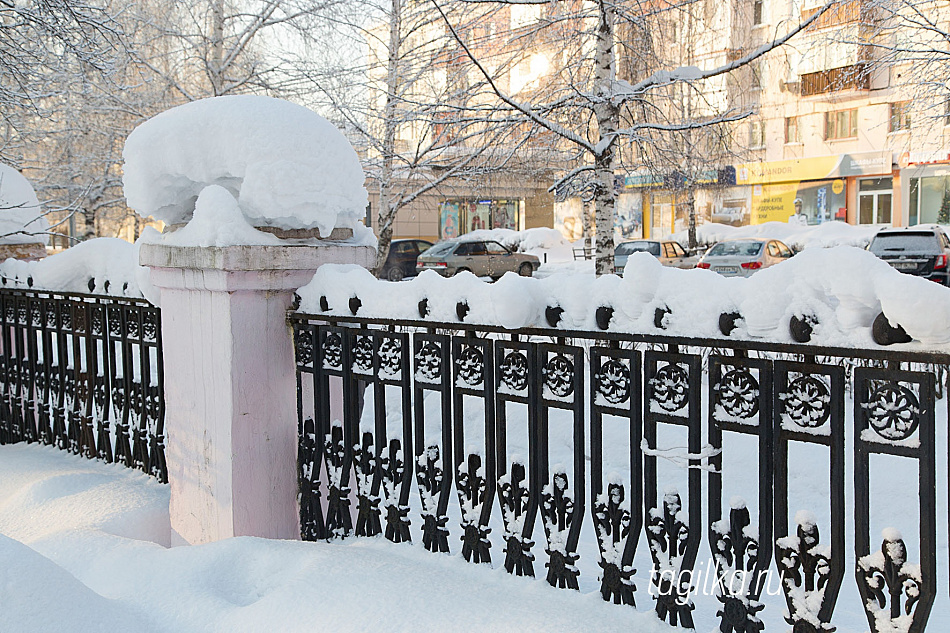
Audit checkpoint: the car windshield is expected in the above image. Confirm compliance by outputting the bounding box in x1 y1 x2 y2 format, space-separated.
869 233 940 253
423 242 457 257
707 241 763 257
616 241 661 256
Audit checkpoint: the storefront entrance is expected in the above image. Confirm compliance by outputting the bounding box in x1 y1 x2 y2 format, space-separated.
858 178 892 224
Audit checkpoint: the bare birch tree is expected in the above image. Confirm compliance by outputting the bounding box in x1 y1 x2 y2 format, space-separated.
304 0 539 275
435 0 835 275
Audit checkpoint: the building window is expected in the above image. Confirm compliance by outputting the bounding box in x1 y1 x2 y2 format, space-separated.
753 0 764 24
751 60 763 89
825 109 858 140
785 116 801 143
749 120 765 148
890 101 911 132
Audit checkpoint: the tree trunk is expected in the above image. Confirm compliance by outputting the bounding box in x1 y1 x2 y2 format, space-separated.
374 0 402 275
209 0 225 96
591 0 618 276
686 188 697 250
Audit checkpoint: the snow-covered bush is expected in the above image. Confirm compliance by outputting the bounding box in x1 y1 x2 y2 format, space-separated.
298 246 950 349
123 95 368 238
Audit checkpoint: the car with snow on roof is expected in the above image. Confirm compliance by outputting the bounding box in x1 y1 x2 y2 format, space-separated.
867 225 950 286
695 238 793 276
614 239 698 274
416 238 539 279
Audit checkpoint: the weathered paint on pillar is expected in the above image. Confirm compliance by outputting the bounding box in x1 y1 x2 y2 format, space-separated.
140 243 374 545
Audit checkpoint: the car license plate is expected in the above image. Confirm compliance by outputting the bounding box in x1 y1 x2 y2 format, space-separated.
715 266 739 274
890 261 917 271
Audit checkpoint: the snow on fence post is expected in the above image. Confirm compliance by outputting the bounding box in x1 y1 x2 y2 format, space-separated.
129 96 375 545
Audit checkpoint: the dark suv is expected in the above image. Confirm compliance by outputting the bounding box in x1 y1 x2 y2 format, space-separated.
867 226 950 285
380 239 433 281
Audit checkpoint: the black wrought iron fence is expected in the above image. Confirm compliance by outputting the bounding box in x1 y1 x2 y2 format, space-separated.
0 289 166 482
293 311 949 633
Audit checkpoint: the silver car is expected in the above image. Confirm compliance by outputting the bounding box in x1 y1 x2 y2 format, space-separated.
696 238 793 276
416 239 540 278
614 239 698 274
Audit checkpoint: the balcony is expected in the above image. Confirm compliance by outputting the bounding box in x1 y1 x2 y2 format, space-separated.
800 63 870 96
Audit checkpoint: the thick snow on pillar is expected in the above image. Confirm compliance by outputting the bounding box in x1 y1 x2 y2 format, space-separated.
123 95 368 238
132 96 375 545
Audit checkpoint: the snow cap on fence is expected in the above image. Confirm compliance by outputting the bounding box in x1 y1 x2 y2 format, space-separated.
0 236 157 301
122 96 368 238
297 246 950 349
0 163 48 245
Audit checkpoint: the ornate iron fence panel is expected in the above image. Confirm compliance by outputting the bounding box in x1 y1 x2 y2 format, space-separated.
291 312 950 633
0 289 165 482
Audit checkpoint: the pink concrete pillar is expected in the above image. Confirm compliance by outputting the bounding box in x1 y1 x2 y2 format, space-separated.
140 243 374 545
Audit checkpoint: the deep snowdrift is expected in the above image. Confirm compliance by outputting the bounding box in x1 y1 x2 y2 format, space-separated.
0 444 670 633
297 246 950 349
123 96 368 238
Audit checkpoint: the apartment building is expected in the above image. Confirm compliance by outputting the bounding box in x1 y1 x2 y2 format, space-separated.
556 0 950 241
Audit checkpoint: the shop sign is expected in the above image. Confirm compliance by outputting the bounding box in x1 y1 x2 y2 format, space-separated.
624 172 665 188
735 151 891 185
902 149 950 166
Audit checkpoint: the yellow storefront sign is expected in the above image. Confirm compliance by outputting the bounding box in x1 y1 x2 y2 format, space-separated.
735 151 891 186
751 183 800 224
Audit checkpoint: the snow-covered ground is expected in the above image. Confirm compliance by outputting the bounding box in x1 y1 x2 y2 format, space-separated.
3 369 949 633
0 443 671 633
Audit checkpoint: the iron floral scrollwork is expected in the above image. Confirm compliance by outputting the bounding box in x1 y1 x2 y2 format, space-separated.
416 444 449 553
650 363 689 413
775 516 835 633
646 490 695 627
298 417 325 541
456 346 484 387
322 332 343 369
380 438 410 543
543 355 575 399
711 503 765 633
498 462 534 576
856 531 923 633
324 422 352 538
715 369 760 421
780 375 831 429
352 335 374 374
863 382 920 442
294 328 314 366
457 452 491 563
377 337 402 379
142 311 158 342
499 351 528 392
595 359 630 406
415 342 442 382
353 431 382 537
593 482 635 605
541 470 579 589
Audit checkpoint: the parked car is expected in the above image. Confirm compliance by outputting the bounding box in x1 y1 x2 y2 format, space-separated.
380 239 433 281
416 239 540 278
614 239 697 273
696 238 793 276
867 225 950 285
